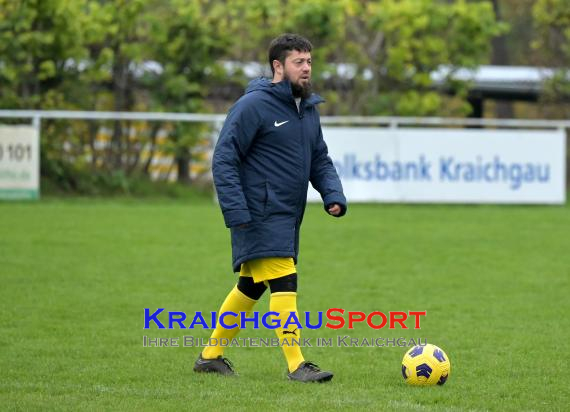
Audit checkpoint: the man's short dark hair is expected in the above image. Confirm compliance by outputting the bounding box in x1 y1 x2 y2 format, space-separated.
268 33 313 76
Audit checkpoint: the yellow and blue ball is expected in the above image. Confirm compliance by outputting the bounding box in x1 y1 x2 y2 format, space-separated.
402 343 451 386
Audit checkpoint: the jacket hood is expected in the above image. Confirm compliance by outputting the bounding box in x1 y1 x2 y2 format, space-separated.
245 77 324 106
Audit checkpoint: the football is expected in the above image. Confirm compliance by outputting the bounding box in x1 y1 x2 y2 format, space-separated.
401 344 451 386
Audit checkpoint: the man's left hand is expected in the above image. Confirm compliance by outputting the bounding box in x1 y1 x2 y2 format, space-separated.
327 203 342 216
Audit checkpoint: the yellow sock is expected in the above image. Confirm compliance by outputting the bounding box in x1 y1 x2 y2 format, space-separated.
270 292 305 372
202 286 257 359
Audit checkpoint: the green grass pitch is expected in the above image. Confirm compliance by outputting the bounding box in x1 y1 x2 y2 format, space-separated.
1 198 568 411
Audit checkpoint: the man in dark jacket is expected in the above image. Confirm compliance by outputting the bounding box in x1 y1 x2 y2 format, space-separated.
194 33 347 382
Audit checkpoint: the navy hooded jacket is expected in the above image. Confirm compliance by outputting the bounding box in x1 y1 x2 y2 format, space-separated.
213 78 347 272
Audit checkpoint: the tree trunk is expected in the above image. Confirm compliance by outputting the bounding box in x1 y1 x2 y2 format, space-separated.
491 0 515 119
143 122 162 176
110 49 132 170
176 148 191 184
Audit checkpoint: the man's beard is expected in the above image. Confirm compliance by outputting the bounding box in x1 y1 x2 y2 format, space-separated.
285 73 312 99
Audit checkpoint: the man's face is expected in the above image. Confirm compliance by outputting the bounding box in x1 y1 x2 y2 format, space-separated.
281 50 312 98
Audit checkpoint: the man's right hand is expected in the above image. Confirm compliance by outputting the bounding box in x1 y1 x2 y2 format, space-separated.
327 204 342 216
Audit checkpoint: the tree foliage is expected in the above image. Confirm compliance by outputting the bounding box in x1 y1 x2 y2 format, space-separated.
215 0 505 116
0 0 87 109
0 0 509 115
533 0 570 112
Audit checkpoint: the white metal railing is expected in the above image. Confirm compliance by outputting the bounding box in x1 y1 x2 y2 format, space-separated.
0 110 569 130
